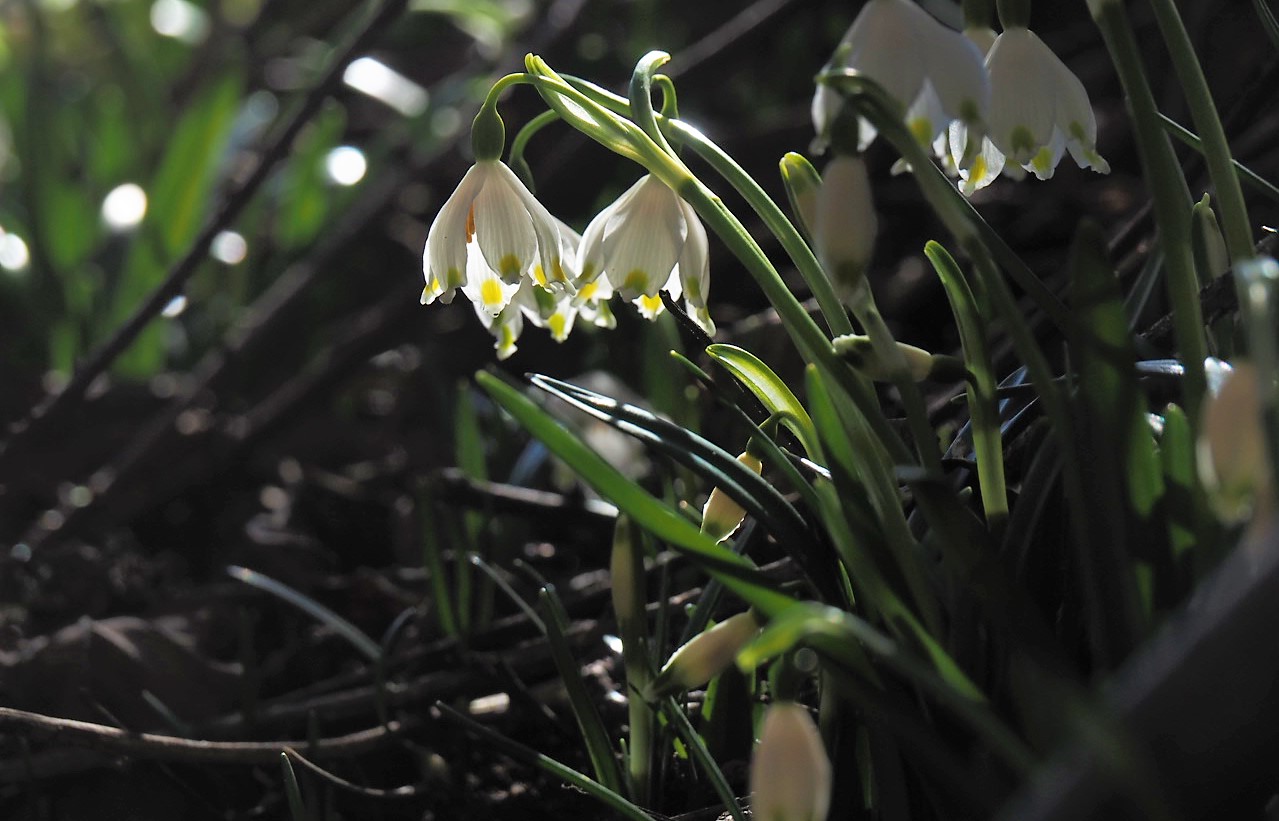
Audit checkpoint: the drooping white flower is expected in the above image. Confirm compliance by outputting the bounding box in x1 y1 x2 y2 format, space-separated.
983 26 1109 181
578 175 715 336
422 159 573 308
750 702 832 821
814 0 989 151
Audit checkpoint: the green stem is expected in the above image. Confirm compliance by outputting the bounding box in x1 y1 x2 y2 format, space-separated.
962 0 995 28
507 109 560 190
850 295 944 474
996 0 1031 29
1145 0 1254 263
925 243 1009 531
1161 115 1279 206
1090 0 1207 425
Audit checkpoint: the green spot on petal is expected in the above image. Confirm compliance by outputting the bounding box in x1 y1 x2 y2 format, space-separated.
908 117 933 146
1030 146 1055 177
498 254 522 278
1010 125 1037 160
623 270 650 293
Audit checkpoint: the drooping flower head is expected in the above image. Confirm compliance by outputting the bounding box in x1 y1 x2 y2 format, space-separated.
814 0 989 152
578 174 715 336
422 158 574 309
984 26 1109 181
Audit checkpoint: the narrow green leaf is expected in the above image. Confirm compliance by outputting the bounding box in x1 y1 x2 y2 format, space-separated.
659 696 747 821
925 242 1008 528
742 602 1036 777
540 585 624 793
280 753 310 821
527 374 816 560
275 105 346 250
436 702 654 821
148 72 244 256
706 343 820 458
1067 220 1146 652
476 370 792 616
226 565 381 662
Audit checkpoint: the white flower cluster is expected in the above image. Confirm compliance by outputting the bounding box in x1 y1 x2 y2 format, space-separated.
816 0 1108 192
422 162 713 359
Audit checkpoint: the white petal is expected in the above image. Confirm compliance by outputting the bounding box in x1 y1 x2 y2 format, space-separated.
495 162 574 292
460 240 520 316
675 201 715 336
576 188 624 290
905 79 948 146
472 162 538 284
986 28 1057 166
425 163 485 301
922 21 989 129
840 0 928 114
602 176 685 299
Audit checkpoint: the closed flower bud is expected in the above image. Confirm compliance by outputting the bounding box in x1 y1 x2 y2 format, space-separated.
833 334 964 382
750 702 832 821
701 451 764 543
1198 361 1272 523
779 152 823 241
1191 195 1229 281
647 610 761 698
815 155 877 304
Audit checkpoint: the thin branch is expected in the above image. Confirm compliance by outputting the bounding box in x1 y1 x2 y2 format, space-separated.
0 707 412 769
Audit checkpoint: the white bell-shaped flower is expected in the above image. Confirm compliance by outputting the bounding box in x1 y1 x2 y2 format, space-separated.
815 0 988 151
984 27 1110 181
578 175 715 335
422 159 573 308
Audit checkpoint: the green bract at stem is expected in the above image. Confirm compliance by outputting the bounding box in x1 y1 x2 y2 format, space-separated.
471 98 506 162
1145 0 1253 264
1090 0 1207 426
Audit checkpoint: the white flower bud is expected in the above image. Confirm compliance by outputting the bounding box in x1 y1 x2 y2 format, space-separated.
647 611 761 697
816 155 877 304
1198 361 1272 523
750 702 832 821
701 451 764 543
